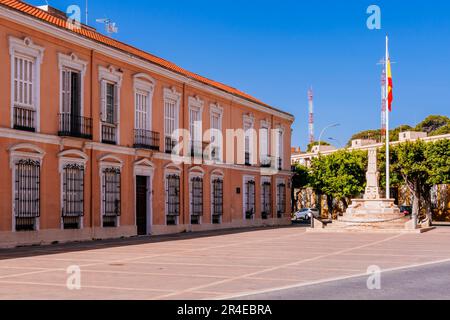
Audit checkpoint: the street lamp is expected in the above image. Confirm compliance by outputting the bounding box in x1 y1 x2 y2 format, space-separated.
317 123 341 153
328 137 342 149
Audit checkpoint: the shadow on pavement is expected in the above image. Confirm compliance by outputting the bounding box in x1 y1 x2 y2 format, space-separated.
0 224 308 261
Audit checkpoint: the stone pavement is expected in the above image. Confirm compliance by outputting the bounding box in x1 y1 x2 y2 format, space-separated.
1 226 450 300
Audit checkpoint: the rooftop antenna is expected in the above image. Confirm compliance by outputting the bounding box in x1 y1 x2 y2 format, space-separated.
85 0 88 25
96 17 119 36
308 87 315 145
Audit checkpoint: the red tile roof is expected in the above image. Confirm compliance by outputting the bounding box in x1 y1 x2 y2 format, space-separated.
0 0 293 119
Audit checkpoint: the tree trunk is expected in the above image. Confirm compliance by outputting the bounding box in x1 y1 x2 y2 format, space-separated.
342 198 349 210
327 195 334 220
316 191 322 218
422 185 433 225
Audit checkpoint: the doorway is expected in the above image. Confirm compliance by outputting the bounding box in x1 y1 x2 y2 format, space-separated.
136 176 148 235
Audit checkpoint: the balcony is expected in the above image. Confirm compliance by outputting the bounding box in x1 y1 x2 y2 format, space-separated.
134 129 160 151
277 157 283 170
58 114 93 140
101 123 117 145
260 156 272 168
13 106 36 132
190 141 204 159
245 152 251 166
165 136 177 154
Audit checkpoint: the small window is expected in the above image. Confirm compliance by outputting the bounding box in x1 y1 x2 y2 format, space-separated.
212 178 223 224
14 159 40 231
166 174 180 225
277 183 286 218
245 180 256 219
102 167 121 228
62 164 84 229
261 181 271 219
191 176 203 225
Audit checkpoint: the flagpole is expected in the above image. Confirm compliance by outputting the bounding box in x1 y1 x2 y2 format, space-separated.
385 35 390 199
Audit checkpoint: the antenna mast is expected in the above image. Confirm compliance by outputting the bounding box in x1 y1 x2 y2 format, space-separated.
308 88 315 145
380 69 387 142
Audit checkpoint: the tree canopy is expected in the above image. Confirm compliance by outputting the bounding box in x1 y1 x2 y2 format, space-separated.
346 114 450 146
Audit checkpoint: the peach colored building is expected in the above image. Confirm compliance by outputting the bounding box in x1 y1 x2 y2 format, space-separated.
0 1 294 248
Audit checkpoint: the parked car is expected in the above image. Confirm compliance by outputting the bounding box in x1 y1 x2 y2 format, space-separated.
293 208 320 221
400 206 412 216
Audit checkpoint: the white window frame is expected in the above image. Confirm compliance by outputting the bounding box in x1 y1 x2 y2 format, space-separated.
278 128 284 170
189 168 204 225
99 155 123 228
99 66 123 144
164 166 182 225
9 37 45 133
210 103 223 162
243 175 256 220
133 73 155 131
260 119 271 164
9 144 45 232
276 178 287 216
243 114 256 165
261 176 272 218
58 150 88 230
188 96 204 149
163 87 181 152
210 170 224 224
58 53 88 116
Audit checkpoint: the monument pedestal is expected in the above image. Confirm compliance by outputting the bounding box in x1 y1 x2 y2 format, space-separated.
309 149 435 234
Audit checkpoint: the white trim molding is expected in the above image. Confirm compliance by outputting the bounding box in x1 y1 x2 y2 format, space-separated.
58 52 88 116
242 175 256 220
9 143 45 232
133 73 156 132
9 36 45 133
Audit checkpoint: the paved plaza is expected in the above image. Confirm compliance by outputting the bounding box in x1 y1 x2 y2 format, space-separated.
1 226 450 300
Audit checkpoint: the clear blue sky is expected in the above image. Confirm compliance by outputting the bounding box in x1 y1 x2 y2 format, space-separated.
30 0 450 150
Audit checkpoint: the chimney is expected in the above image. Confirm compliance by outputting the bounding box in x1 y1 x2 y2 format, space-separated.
37 5 68 20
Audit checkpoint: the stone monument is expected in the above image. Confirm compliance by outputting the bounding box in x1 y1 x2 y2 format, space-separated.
310 148 433 233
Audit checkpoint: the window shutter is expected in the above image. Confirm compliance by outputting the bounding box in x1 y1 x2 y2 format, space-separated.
113 84 119 124
100 80 107 122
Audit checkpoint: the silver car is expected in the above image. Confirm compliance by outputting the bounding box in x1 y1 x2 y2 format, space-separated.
294 208 320 221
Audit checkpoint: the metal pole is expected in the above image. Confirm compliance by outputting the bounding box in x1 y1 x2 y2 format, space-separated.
385 36 390 199
318 123 340 153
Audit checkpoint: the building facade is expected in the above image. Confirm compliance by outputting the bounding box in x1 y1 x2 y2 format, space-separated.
0 1 294 248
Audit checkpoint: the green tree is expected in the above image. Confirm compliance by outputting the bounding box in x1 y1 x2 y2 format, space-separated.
425 139 450 186
291 164 310 212
415 115 450 134
309 150 367 218
389 141 430 222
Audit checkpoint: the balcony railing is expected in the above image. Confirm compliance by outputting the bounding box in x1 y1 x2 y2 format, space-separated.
260 156 272 168
134 129 160 151
13 106 36 132
58 114 93 139
245 152 251 166
165 136 177 154
101 123 117 145
191 141 204 158
277 157 283 170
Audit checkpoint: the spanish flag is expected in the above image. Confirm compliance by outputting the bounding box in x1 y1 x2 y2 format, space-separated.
386 57 393 112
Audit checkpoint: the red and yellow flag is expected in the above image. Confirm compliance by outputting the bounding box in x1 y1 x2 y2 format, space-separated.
386 58 393 112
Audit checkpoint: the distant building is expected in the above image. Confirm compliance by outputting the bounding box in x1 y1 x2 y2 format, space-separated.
399 131 428 142
351 139 378 148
